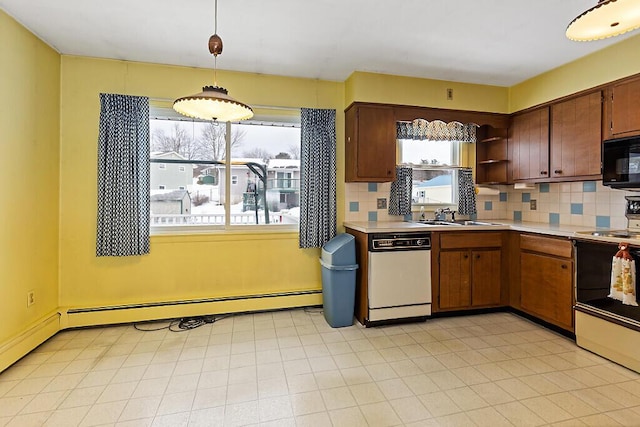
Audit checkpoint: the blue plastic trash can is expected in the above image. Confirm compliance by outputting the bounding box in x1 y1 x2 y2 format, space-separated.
320 233 359 328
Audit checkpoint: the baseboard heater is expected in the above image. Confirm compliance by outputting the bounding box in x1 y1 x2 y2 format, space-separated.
62 289 323 328
67 289 322 314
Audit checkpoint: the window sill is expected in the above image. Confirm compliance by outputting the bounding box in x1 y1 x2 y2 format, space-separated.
150 223 299 237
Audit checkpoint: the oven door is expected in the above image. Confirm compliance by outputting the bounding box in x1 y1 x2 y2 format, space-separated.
574 239 640 373
575 239 640 328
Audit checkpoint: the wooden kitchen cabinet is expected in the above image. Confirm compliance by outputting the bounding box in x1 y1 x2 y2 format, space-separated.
606 76 640 139
519 234 574 331
509 107 550 181
435 232 505 312
345 103 396 182
550 91 602 180
476 125 508 184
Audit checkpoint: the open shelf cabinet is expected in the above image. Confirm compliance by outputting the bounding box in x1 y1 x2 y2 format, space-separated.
476 124 508 184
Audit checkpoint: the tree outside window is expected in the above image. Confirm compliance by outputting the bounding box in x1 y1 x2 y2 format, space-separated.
149 118 301 229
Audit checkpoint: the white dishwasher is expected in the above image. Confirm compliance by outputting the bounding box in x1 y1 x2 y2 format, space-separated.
367 232 432 325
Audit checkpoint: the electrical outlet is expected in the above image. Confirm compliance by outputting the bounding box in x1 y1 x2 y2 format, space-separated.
446 88 454 100
377 198 387 209
27 290 35 307
530 199 537 210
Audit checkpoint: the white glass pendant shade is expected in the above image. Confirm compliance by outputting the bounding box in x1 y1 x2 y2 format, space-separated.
173 85 253 122
566 0 640 41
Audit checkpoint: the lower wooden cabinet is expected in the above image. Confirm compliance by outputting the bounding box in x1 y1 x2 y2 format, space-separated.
435 232 505 311
519 234 574 331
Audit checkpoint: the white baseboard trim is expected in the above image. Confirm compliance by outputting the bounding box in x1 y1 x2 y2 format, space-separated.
0 312 60 373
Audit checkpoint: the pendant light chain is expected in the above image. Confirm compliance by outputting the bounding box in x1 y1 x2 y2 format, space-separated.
172 0 253 121
213 0 218 86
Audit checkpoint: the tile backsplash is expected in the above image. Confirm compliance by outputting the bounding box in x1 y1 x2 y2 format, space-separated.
345 182 402 222
345 180 636 229
476 181 632 229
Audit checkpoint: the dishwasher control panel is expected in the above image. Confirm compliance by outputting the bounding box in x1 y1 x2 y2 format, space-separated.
369 232 431 251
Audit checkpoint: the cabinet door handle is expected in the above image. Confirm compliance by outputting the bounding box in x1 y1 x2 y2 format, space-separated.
561 264 568 269
540 171 548 175
463 254 469 259
554 169 563 174
476 254 481 259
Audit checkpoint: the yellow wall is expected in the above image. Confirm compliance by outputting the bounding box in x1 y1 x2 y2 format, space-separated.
510 33 640 111
58 57 343 318
345 71 510 113
0 11 60 351
5 6 640 371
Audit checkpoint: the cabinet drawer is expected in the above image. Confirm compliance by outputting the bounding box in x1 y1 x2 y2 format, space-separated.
520 234 572 258
440 232 502 249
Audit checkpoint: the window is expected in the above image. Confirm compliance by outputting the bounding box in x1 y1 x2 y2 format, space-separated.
398 139 461 206
149 115 301 231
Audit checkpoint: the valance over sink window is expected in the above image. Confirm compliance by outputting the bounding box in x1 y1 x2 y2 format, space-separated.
396 119 478 143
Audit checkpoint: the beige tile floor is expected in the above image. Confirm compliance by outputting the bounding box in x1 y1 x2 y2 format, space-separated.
1 309 640 426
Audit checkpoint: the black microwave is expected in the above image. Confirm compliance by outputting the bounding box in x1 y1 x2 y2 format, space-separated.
603 135 640 188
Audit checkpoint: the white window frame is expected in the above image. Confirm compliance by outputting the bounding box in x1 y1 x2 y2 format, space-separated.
398 138 462 210
148 111 301 235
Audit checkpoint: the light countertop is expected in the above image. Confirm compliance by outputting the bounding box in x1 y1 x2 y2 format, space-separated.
343 220 636 245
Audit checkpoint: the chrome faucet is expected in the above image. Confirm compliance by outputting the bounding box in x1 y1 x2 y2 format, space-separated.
435 208 456 222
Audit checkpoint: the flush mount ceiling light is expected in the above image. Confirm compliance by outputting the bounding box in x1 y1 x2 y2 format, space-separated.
173 0 253 122
566 0 640 41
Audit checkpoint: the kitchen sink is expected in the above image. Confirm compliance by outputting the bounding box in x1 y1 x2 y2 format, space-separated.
413 219 463 226
412 219 499 226
456 220 498 226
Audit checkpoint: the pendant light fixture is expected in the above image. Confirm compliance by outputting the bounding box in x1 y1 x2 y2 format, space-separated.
173 0 253 121
566 0 640 41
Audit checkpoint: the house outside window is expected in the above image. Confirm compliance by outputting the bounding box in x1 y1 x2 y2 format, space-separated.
398 139 461 206
149 113 301 231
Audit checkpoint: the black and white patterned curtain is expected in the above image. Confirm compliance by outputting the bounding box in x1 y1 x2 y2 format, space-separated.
389 166 413 216
458 168 477 216
397 119 478 142
96 93 150 257
299 108 337 248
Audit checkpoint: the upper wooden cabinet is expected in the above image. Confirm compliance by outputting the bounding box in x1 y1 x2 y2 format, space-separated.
345 104 396 182
509 107 550 181
509 91 603 183
550 91 603 179
606 76 640 139
476 125 508 184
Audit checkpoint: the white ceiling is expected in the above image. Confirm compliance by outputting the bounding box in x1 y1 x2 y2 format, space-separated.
1 0 638 86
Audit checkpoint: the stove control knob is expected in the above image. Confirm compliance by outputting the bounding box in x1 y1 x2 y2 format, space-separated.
416 239 424 246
